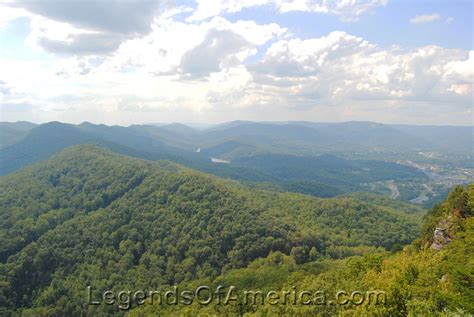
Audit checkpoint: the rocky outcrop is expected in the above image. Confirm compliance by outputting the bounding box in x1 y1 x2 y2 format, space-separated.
430 215 454 250
431 227 451 251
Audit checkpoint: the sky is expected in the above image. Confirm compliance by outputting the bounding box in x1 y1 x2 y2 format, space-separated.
0 0 472 126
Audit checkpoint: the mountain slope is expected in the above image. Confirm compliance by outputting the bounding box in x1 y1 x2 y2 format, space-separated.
5 121 471 172
0 122 427 201
0 121 199 175
0 121 37 149
130 185 473 317
198 121 473 159
0 122 95 174
233 154 425 187
0 145 424 315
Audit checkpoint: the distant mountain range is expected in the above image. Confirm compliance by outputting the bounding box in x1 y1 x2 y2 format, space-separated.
0 121 37 149
0 120 471 201
3 120 471 155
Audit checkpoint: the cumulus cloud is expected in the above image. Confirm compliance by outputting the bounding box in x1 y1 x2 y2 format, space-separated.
174 18 286 78
0 5 30 28
410 13 441 24
5 0 166 56
206 66 253 107
443 51 474 96
38 33 124 56
179 29 253 78
0 1 471 125
9 0 163 35
1 0 384 59
98 16 286 77
248 31 472 112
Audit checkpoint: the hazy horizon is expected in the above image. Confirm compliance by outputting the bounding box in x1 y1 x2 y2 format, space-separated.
1 119 473 128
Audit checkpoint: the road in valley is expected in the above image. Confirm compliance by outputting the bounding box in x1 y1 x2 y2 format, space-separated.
387 180 400 199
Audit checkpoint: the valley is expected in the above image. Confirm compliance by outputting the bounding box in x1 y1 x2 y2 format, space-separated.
0 144 471 316
1 120 470 207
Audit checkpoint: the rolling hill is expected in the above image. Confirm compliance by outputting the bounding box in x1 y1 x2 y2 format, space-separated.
0 145 425 315
0 121 429 199
130 185 473 317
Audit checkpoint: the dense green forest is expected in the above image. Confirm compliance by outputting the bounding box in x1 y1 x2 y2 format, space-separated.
0 145 428 316
129 184 472 316
233 154 426 194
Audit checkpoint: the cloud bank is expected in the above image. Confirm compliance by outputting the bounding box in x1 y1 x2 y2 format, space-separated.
0 0 472 125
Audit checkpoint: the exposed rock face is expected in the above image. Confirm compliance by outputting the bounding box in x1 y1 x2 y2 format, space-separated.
431 227 451 251
430 215 454 251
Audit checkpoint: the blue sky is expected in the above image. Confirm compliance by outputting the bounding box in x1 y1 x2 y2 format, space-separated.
225 0 472 49
0 0 472 125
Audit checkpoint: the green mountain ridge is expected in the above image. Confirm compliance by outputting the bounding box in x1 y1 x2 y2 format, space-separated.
130 185 474 317
0 121 437 204
0 121 37 149
0 145 425 316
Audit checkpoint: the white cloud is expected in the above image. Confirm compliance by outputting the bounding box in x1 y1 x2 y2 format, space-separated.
0 79 38 118
304 0 388 21
248 32 472 119
1 26 472 124
10 0 163 35
0 14 286 121
5 0 166 56
410 13 441 24
206 66 254 108
179 29 253 78
0 3 472 125
97 16 287 77
1 0 383 60
0 5 30 28
188 0 388 22
186 0 269 21
24 15 124 55
444 51 474 79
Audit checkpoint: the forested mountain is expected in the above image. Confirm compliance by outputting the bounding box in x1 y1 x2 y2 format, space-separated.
0 121 37 149
0 120 471 210
0 121 190 175
2 120 471 166
233 154 425 190
0 145 425 316
0 121 432 201
131 185 473 317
